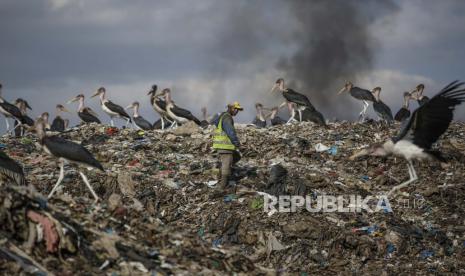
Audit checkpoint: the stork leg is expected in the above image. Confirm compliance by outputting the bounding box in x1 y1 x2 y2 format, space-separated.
125 118 131 128
5 118 10 132
286 102 297 124
387 160 418 196
358 101 369 122
161 117 165 130
78 171 99 203
48 161 65 199
110 118 115 127
298 109 303 122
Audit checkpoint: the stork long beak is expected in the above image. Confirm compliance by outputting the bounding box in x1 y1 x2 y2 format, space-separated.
67 97 78 104
62 107 71 113
269 84 278 93
125 104 134 110
349 149 370 161
25 102 32 110
261 107 272 111
409 88 419 99
278 102 287 109
337 87 346 95
90 91 100 98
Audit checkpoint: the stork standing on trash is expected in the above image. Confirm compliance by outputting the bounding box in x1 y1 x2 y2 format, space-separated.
371 87 394 123
67 94 101 124
410 84 429 106
91 87 131 127
32 118 103 202
50 104 71 132
337 81 376 122
126 101 153 130
158 88 201 128
0 83 26 133
14 99 34 136
147 85 173 130
271 78 325 124
394 92 412 122
252 103 267 128
350 81 465 196
267 106 286 126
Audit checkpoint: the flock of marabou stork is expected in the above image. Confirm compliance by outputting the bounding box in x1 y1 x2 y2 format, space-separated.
0 79 464 202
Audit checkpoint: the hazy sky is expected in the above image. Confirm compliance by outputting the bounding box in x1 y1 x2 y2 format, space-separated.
1 0 465 130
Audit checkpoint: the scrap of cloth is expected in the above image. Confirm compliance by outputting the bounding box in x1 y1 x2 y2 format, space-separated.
27 210 60 253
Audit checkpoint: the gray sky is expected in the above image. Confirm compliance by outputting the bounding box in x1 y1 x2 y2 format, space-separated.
1 0 465 130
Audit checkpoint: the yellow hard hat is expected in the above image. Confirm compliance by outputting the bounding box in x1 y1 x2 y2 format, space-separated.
229 101 243 111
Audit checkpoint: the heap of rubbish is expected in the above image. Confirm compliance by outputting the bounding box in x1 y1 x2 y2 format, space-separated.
1 121 465 274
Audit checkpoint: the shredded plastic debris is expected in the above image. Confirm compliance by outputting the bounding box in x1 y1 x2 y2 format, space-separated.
1 121 465 274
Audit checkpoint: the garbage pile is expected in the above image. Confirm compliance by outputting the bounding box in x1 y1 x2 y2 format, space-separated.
1 121 465 274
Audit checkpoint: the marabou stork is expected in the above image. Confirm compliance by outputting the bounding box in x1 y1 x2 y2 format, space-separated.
252 103 267 128
410 84 430 106
350 81 465 196
67 94 101 124
0 83 25 133
147 85 173 130
158 88 201 128
371 87 393 123
0 150 26 186
50 104 71 132
271 78 322 124
14 99 34 126
394 92 412 122
32 118 103 202
337 81 376 122
40 112 51 130
126 102 153 130
266 106 286 126
200 107 210 128
91 87 131 127
14 99 34 137
299 104 327 126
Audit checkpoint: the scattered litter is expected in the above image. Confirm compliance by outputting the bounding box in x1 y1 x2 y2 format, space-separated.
314 143 330 152
1 121 464 274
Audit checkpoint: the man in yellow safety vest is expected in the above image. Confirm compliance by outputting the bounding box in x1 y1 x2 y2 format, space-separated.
211 101 243 190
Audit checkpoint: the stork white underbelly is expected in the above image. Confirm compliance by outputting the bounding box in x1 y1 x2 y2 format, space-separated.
166 106 188 123
152 102 166 115
393 140 429 160
101 103 120 117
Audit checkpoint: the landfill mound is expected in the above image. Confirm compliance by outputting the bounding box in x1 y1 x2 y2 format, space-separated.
1 121 465 275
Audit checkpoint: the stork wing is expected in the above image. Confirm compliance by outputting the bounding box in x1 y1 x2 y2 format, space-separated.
23 115 34 126
155 99 167 110
134 117 153 130
0 151 26 185
0 102 23 119
79 110 101 123
171 105 201 125
44 136 104 170
375 101 393 121
51 117 65 132
394 81 465 149
105 101 131 119
351 87 376 102
284 89 316 110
